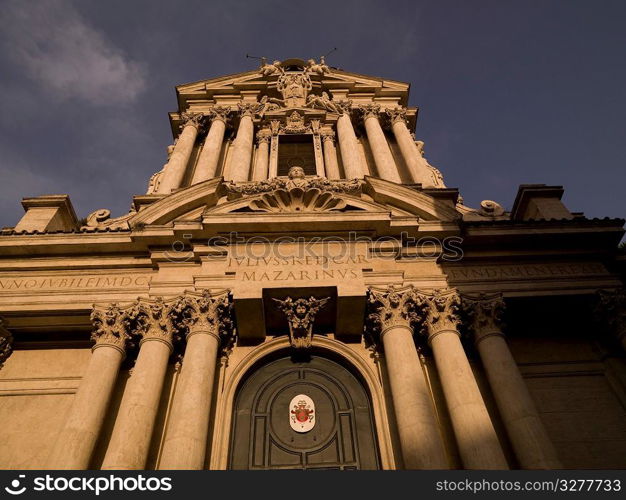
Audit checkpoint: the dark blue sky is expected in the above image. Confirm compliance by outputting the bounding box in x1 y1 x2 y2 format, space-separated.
0 0 624 227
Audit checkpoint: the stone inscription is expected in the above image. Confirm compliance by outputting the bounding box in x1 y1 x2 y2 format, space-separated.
227 255 369 282
447 263 607 282
0 275 151 291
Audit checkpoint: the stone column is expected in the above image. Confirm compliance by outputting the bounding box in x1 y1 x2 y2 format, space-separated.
321 130 340 179
422 289 508 469
359 105 401 183
367 287 448 469
101 298 175 470
0 317 13 370
226 103 256 182
191 107 230 184
596 289 626 352
252 129 271 181
159 291 232 470
464 294 561 469
386 108 432 186
335 103 363 179
46 304 131 469
157 112 204 193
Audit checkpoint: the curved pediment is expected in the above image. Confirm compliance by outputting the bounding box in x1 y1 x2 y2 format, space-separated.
123 176 461 230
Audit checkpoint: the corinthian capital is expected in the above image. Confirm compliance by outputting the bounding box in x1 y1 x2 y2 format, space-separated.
420 289 462 341
463 293 506 344
320 129 336 143
180 112 205 130
172 289 233 342
129 297 176 349
273 296 330 349
596 289 626 346
208 106 231 124
367 286 425 338
357 103 382 121
238 102 257 118
386 107 408 125
90 303 132 354
0 317 13 369
256 129 272 145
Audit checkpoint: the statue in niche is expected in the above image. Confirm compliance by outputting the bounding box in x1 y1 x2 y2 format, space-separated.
276 72 312 108
306 91 340 114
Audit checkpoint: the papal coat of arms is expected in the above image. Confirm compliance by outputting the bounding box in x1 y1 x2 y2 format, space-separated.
289 394 315 433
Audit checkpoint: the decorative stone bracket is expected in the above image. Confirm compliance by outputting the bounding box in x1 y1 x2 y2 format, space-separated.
273 296 330 349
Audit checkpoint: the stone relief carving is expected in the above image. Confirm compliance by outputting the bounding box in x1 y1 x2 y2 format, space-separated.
272 296 330 349
226 166 363 198
306 92 341 114
0 317 13 369
283 111 307 133
276 72 313 108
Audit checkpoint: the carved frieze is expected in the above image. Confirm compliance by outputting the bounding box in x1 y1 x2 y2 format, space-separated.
273 296 330 349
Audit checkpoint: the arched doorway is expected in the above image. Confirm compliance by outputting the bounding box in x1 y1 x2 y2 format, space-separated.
228 354 380 470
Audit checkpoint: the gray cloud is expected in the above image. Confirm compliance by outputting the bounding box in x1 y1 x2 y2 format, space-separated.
0 0 145 106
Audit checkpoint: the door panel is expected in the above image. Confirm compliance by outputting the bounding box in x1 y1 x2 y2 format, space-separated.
229 355 379 470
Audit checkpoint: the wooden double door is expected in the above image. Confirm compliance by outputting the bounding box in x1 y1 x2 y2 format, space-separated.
229 355 380 470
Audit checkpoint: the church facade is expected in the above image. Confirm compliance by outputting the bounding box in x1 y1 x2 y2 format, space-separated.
0 58 625 470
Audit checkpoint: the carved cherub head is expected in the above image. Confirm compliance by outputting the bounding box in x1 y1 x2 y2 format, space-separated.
288 166 305 179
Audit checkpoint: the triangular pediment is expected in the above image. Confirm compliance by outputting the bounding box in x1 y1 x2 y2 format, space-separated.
175 59 411 108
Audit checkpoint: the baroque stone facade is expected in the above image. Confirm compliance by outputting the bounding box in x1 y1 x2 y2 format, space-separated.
0 58 625 470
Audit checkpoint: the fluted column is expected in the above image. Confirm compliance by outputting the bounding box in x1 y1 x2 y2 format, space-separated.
159 291 232 469
368 287 448 469
226 103 256 182
387 108 432 186
101 298 175 470
191 107 230 184
47 304 131 469
422 289 508 469
335 103 363 179
465 294 561 469
252 129 271 181
157 112 203 193
320 130 340 179
359 105 401 183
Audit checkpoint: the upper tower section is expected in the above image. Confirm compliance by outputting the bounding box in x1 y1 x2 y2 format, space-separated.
147 58 444 195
